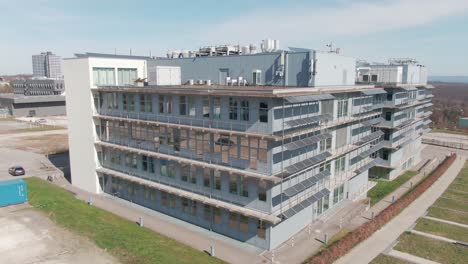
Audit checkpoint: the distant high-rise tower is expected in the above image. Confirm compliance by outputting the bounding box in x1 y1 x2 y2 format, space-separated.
32 52 63 79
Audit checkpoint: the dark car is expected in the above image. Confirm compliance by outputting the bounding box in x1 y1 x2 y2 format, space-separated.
215 137 234 146
8 166 25 176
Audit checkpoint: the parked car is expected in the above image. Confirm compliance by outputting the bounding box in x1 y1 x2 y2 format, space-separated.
8 166 25 176
215 137 234 146
36 118 47 124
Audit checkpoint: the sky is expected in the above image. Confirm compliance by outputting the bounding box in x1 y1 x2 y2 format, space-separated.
1 0 468 76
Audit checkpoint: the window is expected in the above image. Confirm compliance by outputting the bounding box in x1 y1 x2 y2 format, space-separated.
259 102 268 123
335 156 345 173
190 201 197 216
182 198 190 214
253 70 262 85
229 175 238 194
203 96 210 118
203 168 211 188
385 112 392 121
125 153 136 169
179 96 187 115
140 95 152 112
161 192 168 207
239 176 249 197
160 160 167 176
159 95 173 114
123 94 135 111
229 97 238 120
107 93 118 110
181 164 189 182
240 215 249 233
258 181 267 202
320 137 332 152
323 194 330 211
257 220 266 239
371 74 378 82
382 149 389 160
204 204 211 221
213 97 221 119
337 99 348 118
189 166 197 184
169 194 176 208
214 208 221 224
229 212 238 229
362 75 369 82
333 184 345 204
117 68 137 85
188 97 196 117
319 161 331 172
142 155 148 172
239 100 249 121
214 170 221 190
317 197 323 215
93 67 115 86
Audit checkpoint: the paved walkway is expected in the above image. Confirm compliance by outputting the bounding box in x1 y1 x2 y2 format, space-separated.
423 216 468 228
410 230 457 244
335 156 466 264
387 250 440 264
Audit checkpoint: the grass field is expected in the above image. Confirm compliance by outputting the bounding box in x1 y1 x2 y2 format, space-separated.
370 254 411 264
25 177 224 264
427 162 468 225
414 218 468 242
394 233 468 264
368 171 417 206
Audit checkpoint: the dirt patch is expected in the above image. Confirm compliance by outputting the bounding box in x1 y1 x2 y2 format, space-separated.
9 134 69 154
0 204 118 264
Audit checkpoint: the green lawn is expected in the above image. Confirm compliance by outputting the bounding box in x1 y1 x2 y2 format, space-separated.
368 171 418 206
427 206 468 225
370 254 411 264
394 233 468 264
443 188 468 201
432 196 468 212
415 218 468 242
25 177 224 264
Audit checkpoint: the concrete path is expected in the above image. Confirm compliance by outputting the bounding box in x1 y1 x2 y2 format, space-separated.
387 250 440 264
336 156 466 264
409 230 457 244
423 216 468 229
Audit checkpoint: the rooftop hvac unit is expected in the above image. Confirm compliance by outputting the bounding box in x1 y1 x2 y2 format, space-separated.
249 44 257 54
241 46 250 55
148 66 181 86
181 50 189 58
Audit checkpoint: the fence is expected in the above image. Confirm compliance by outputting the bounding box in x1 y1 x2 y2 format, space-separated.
305 153 457 264
422 138 468 150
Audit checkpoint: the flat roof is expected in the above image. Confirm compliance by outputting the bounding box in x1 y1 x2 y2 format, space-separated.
94 83 431 98
0 94 65 103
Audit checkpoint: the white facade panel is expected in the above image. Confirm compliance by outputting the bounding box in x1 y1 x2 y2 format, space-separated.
148 66 181 86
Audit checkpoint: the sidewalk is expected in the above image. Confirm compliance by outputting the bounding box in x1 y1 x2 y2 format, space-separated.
335 156 466 264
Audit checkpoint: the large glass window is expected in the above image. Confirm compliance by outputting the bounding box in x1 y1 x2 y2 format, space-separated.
257 220 266 239
229 212 238 229
204 204 211 222
333 184 345 204
213 97 221 120
214 208 221 224
229 175 238 194
107 93 118 110
335 156 346 173
258 181 267 202
123 94 134 111
229 97 238 120
93 67 115 86
179 96 187 115
259 102 268 123
240 100 249 121
214 170 221 190
117 68 137 85
203 96 210 118
140 95 152 112
337 99 349 118
188 97 196 117
240 215 248 233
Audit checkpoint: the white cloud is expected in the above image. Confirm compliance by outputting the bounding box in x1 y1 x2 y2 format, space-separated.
200 0 468 44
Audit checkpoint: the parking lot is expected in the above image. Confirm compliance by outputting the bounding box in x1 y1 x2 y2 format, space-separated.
0 204 118 264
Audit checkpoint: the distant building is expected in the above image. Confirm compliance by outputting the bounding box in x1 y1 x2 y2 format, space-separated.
32 52 63 79
0 94 66 117
11 79 65 96
459 117 468 128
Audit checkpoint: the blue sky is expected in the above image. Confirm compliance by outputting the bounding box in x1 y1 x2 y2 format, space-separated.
1 0 468 75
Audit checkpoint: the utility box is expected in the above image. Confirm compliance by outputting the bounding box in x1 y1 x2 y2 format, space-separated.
148 66 181 86
0 179 28 207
